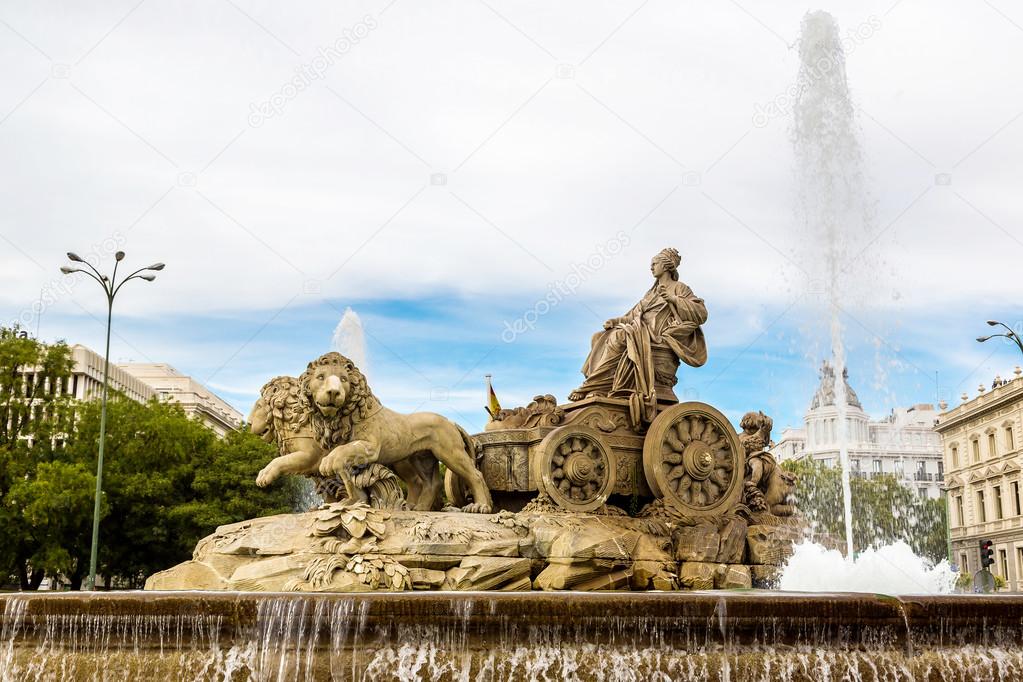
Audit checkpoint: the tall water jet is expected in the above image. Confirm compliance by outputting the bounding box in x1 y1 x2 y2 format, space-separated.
792 11 869 557
331 307 368 376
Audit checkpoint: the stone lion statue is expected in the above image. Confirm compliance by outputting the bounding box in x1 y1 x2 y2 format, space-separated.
302 352 493 513
252 374 442 510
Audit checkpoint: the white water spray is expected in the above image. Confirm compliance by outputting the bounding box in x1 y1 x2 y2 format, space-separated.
780 541 956 594
331 307 368 376
793 11 868 557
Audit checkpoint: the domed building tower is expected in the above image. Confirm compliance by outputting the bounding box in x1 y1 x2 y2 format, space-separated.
804 361 869 456
771 360 943 499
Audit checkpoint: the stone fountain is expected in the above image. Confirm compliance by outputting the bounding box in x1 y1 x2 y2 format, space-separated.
3 247 1023 679
144 247 800 595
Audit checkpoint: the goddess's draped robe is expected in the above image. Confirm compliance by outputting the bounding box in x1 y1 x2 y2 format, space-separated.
571 280 707 423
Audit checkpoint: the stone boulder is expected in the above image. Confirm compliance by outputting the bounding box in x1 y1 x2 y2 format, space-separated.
747 524 802 565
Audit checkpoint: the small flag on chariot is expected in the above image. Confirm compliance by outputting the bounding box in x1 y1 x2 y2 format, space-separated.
484 374 501 419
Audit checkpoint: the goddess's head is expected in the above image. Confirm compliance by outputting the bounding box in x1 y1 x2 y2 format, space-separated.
650 247 681 280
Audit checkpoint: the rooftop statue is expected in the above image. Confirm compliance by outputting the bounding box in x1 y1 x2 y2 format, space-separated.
569 247 708 426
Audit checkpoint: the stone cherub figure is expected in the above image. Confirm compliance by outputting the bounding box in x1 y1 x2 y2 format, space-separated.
484 394 563 431
739 411 796 517
568 247 708 425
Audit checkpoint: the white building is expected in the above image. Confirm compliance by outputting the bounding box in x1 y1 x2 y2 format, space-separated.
771 361 944 499
118 363 243 437
16 344 242 439
936 370 1023 590
17 344 157 406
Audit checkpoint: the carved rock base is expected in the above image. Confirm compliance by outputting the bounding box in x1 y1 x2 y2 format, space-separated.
147 506 801 592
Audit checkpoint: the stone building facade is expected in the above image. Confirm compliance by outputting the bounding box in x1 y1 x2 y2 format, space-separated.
772 362 944 500
118 363 243 437
936 370 1023 591
18 344 241 441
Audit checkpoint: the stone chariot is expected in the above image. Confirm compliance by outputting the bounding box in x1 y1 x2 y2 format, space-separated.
443 246 748 517
450 396 745 517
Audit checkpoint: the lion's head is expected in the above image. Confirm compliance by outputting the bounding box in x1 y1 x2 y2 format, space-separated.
249 397 272 442
249 375 312 452
764 467 798 516
300 352 378 449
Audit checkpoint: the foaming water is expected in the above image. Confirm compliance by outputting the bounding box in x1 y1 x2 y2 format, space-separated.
4 592 1023 681
780 541 957 594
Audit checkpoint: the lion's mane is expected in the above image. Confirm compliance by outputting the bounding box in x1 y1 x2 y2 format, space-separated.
258 375 312 452
301 352 381 452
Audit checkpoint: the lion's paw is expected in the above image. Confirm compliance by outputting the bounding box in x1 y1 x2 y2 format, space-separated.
461 502 493 514
318 453 342 477
256 465 277 487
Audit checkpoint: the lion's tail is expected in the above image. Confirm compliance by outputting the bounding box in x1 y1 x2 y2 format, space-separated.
456 423 480 461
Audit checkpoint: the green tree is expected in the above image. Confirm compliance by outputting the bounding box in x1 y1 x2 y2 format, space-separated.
65 397 302 589
782 458 949 564
0 324 303 590
0 327 76 589
0 327 75 447
5 460 97 586
175 427 303 533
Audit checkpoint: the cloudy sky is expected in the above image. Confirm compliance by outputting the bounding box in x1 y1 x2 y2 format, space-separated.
2 0 1021 433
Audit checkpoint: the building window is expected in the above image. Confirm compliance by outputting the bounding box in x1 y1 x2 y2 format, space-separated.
960 552 969 572
1007 427 1015 451
989 433 997 457
918 487 928 500
994 486 1004 520
1014 481 1022 517
977 490 987 523
973 439 981 462
955 495 965 526
999 549 1008 578
951 446 959 468
872 459 882 473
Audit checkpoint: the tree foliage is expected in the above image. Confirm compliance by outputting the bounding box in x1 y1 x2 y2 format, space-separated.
0 328 79 589
782 458 949 564
0 327 303 589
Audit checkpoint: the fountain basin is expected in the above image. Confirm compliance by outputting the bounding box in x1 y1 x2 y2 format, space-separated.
3 591 1022 680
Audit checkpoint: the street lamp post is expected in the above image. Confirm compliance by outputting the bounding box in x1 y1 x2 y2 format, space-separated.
61 251 164 591
977 320 1023 356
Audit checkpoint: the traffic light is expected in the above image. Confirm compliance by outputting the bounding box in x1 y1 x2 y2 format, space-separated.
979 539 995 568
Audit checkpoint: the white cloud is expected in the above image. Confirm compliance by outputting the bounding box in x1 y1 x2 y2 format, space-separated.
1 0 1020 342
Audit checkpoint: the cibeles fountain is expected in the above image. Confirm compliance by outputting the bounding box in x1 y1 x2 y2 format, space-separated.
144 246 800 596
1 250 1020 681
4 11 1023 681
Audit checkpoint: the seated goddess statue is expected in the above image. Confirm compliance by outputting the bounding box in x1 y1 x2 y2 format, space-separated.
568 247 708 425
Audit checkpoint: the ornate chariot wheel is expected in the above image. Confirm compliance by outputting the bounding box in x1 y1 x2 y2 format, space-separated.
536 425 617 512
642 402 744 516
